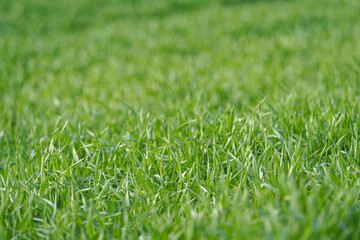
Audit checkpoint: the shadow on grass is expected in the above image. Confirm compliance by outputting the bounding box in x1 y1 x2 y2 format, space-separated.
109 0 295 21
5 0 297 35
221 0 294 6
143 0 294 18
118 1 208 20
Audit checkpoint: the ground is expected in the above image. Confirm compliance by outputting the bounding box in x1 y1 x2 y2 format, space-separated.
1 0 360 239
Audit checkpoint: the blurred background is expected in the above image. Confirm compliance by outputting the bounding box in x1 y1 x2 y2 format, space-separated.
1 0 360 136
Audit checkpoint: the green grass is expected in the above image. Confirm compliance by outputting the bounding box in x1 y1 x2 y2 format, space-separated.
1 0 360 239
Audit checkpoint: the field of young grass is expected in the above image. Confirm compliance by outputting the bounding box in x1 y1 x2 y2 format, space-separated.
1 0 360 239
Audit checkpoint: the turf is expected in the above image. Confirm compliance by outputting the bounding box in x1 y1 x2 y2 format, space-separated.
1 0 360 239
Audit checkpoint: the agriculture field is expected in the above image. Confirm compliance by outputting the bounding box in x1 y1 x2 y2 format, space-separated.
1 0 360 239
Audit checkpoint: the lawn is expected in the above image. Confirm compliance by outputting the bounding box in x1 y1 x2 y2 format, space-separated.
1 0 360 239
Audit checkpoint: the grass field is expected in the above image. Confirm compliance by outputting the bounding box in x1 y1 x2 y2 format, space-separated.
1 0 360 239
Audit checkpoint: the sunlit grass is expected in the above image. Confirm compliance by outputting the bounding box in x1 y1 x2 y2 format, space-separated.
1 0 360 239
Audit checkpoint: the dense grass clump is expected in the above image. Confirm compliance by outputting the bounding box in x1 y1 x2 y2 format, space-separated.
1 0 360 239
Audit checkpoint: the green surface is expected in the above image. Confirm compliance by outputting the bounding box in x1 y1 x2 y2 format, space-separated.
1 0 360 239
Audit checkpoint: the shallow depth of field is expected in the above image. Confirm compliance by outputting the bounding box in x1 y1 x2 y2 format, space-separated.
1 0 360 239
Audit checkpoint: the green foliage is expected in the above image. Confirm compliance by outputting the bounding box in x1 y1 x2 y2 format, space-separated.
1 0 360 239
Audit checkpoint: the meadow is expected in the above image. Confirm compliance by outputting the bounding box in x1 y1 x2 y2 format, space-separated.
1 0 360 239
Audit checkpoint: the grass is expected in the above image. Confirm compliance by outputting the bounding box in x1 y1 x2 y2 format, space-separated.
1 0 360 239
